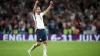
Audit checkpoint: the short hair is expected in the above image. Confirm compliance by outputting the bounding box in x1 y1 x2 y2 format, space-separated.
36 6 40 9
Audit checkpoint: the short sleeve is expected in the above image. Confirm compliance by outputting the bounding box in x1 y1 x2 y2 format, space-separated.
41 11 46 16
32 13 36 21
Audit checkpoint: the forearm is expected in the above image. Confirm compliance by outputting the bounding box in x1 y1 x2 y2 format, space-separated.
33 0 38 12
44 1 53 14
45 5 52 13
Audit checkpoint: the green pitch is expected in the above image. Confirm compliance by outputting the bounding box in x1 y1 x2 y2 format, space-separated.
0 41 100 56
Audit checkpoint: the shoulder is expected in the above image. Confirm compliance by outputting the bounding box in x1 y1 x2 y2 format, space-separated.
40 12 43 15
40 11 46 16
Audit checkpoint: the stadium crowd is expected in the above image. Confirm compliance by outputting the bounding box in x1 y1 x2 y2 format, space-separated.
0 0 100 34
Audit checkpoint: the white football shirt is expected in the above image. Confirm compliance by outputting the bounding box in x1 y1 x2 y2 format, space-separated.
32 12 45 29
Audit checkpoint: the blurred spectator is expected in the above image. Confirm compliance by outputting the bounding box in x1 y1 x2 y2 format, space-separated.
63 22 73 34
57 20 63 34
95 15 100 34
45 26 49 35
83 20 92 34
49 19 57 34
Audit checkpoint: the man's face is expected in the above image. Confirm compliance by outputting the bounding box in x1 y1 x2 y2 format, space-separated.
36 7 41 14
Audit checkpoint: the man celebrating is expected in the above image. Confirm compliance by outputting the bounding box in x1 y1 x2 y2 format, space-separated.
28 0 53 56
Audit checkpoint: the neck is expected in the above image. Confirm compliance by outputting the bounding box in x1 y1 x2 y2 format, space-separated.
37 13 40 15
36 12 40 15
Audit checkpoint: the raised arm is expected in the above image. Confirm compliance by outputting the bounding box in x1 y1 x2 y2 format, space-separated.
44 1 53 14
33 0 38 12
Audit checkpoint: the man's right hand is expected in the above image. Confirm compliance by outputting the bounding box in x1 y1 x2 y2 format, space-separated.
35 0 39 4
50 1 53 6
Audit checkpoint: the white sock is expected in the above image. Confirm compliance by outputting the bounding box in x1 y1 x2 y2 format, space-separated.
43 44 47 56
29 43 37 52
